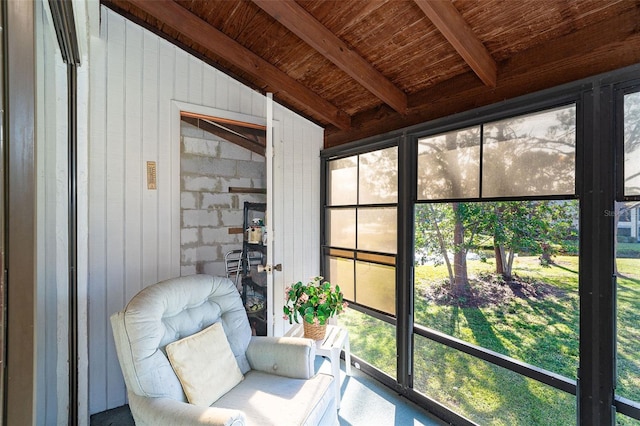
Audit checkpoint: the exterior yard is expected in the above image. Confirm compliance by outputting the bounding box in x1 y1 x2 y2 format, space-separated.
339 254 640 425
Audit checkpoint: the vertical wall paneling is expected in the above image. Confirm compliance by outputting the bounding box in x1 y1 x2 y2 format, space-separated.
157 40 176 280
87 8 108 414
271 119 284 336
271 105 323 336
215 73 230 110
88 7 323 413
141 30 160 290
104 13 127 410
201 65 217 113
123 24 143 305
187 56 203 105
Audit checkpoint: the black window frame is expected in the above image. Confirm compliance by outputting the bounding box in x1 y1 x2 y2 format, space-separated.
321 63 640 425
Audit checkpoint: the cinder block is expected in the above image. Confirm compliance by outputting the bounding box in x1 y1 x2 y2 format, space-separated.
238 193 267 206
181 247 197 264
183 175 221 192
201 227 234 244
181 192 197 209
236 159 265 179
196 245 217 262
181 155 214 175
182 156 238 178
252 178 265 189
220 141 251 161
180 122 205 139
220 243 243 260
181 228 199 244
220 209 243 227
183 137 219 157
201 193 232 209
210 158 238 177
223 177 253 191
251 152 266 162
180 265 197 276
202 261 226 278
182 210 219 228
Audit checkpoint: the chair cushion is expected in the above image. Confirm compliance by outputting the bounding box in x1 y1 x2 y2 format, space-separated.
166 322 244 407
212 370 335 426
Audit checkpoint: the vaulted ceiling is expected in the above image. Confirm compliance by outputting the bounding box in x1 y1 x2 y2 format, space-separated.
102 0 640 148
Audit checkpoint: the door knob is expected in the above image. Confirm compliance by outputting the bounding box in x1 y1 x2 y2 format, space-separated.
257 264 282 273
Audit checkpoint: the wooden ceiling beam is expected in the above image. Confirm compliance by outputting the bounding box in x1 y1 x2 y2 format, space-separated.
414 0 497 88
128 0 351 130
252 0 408 114
326 7 640 147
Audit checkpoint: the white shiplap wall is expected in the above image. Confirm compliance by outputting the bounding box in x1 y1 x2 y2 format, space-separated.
87 7 322 414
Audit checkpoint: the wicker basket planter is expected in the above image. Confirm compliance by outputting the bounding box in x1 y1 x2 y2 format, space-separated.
303 322 326 340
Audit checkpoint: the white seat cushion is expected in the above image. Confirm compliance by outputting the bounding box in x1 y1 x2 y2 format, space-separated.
212 370 335 426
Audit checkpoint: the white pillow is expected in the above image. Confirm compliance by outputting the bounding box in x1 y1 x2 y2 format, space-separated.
166 322 244 407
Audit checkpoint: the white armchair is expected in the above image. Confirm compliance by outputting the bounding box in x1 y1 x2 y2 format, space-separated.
110 274 338 425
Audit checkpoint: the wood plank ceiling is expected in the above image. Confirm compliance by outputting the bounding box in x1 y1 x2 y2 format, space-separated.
103 0 640 148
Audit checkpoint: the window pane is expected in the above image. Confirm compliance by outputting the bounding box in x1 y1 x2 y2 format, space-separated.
616 201 640 406
338 309 396 378
355 260 395 315
414 335 577 425
357 207 397 253
327 208 356 249
624 92 640 196
359 147 398 204
483 105 576 197
414 200 579 378
417 127 480 200
328 156 358 205
617 412 640 426
326 253 355 301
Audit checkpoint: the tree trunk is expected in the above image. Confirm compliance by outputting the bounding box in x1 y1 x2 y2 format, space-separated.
451 202 468 296
506 249 515 280
429 205 454 285
494 244 505 276
540 243 553 265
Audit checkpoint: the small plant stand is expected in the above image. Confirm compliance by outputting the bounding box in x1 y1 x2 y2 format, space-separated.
285 324 351 408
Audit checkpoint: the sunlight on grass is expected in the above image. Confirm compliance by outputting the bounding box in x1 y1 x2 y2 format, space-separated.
415 256 580 379
337 309 396 379
413 334 576 425
344 255 640 425
616 257 640 404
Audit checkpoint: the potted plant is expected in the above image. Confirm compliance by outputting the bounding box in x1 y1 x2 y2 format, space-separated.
283 276 347 340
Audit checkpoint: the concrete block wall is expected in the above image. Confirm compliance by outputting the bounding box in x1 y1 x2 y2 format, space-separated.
180 120 266 277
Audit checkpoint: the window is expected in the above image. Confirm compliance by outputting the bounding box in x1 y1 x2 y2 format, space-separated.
324 146 397 316
418 105 576 200
322 75 640 424
615 89 640 417
414 106 579 424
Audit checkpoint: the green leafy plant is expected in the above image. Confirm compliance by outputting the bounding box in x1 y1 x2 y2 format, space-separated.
283 276 347 325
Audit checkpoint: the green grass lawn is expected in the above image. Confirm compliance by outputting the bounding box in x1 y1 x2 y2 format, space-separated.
338 255 640 425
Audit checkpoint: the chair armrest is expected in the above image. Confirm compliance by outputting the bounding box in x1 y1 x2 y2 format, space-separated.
128 392 246 426
246 336 316 379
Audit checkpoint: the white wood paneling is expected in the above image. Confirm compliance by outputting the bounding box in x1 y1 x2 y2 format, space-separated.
271 105 323 337
88 7 323 414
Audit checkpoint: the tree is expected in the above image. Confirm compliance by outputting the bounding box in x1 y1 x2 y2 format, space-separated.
416 200 577 289
416 105 579 292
